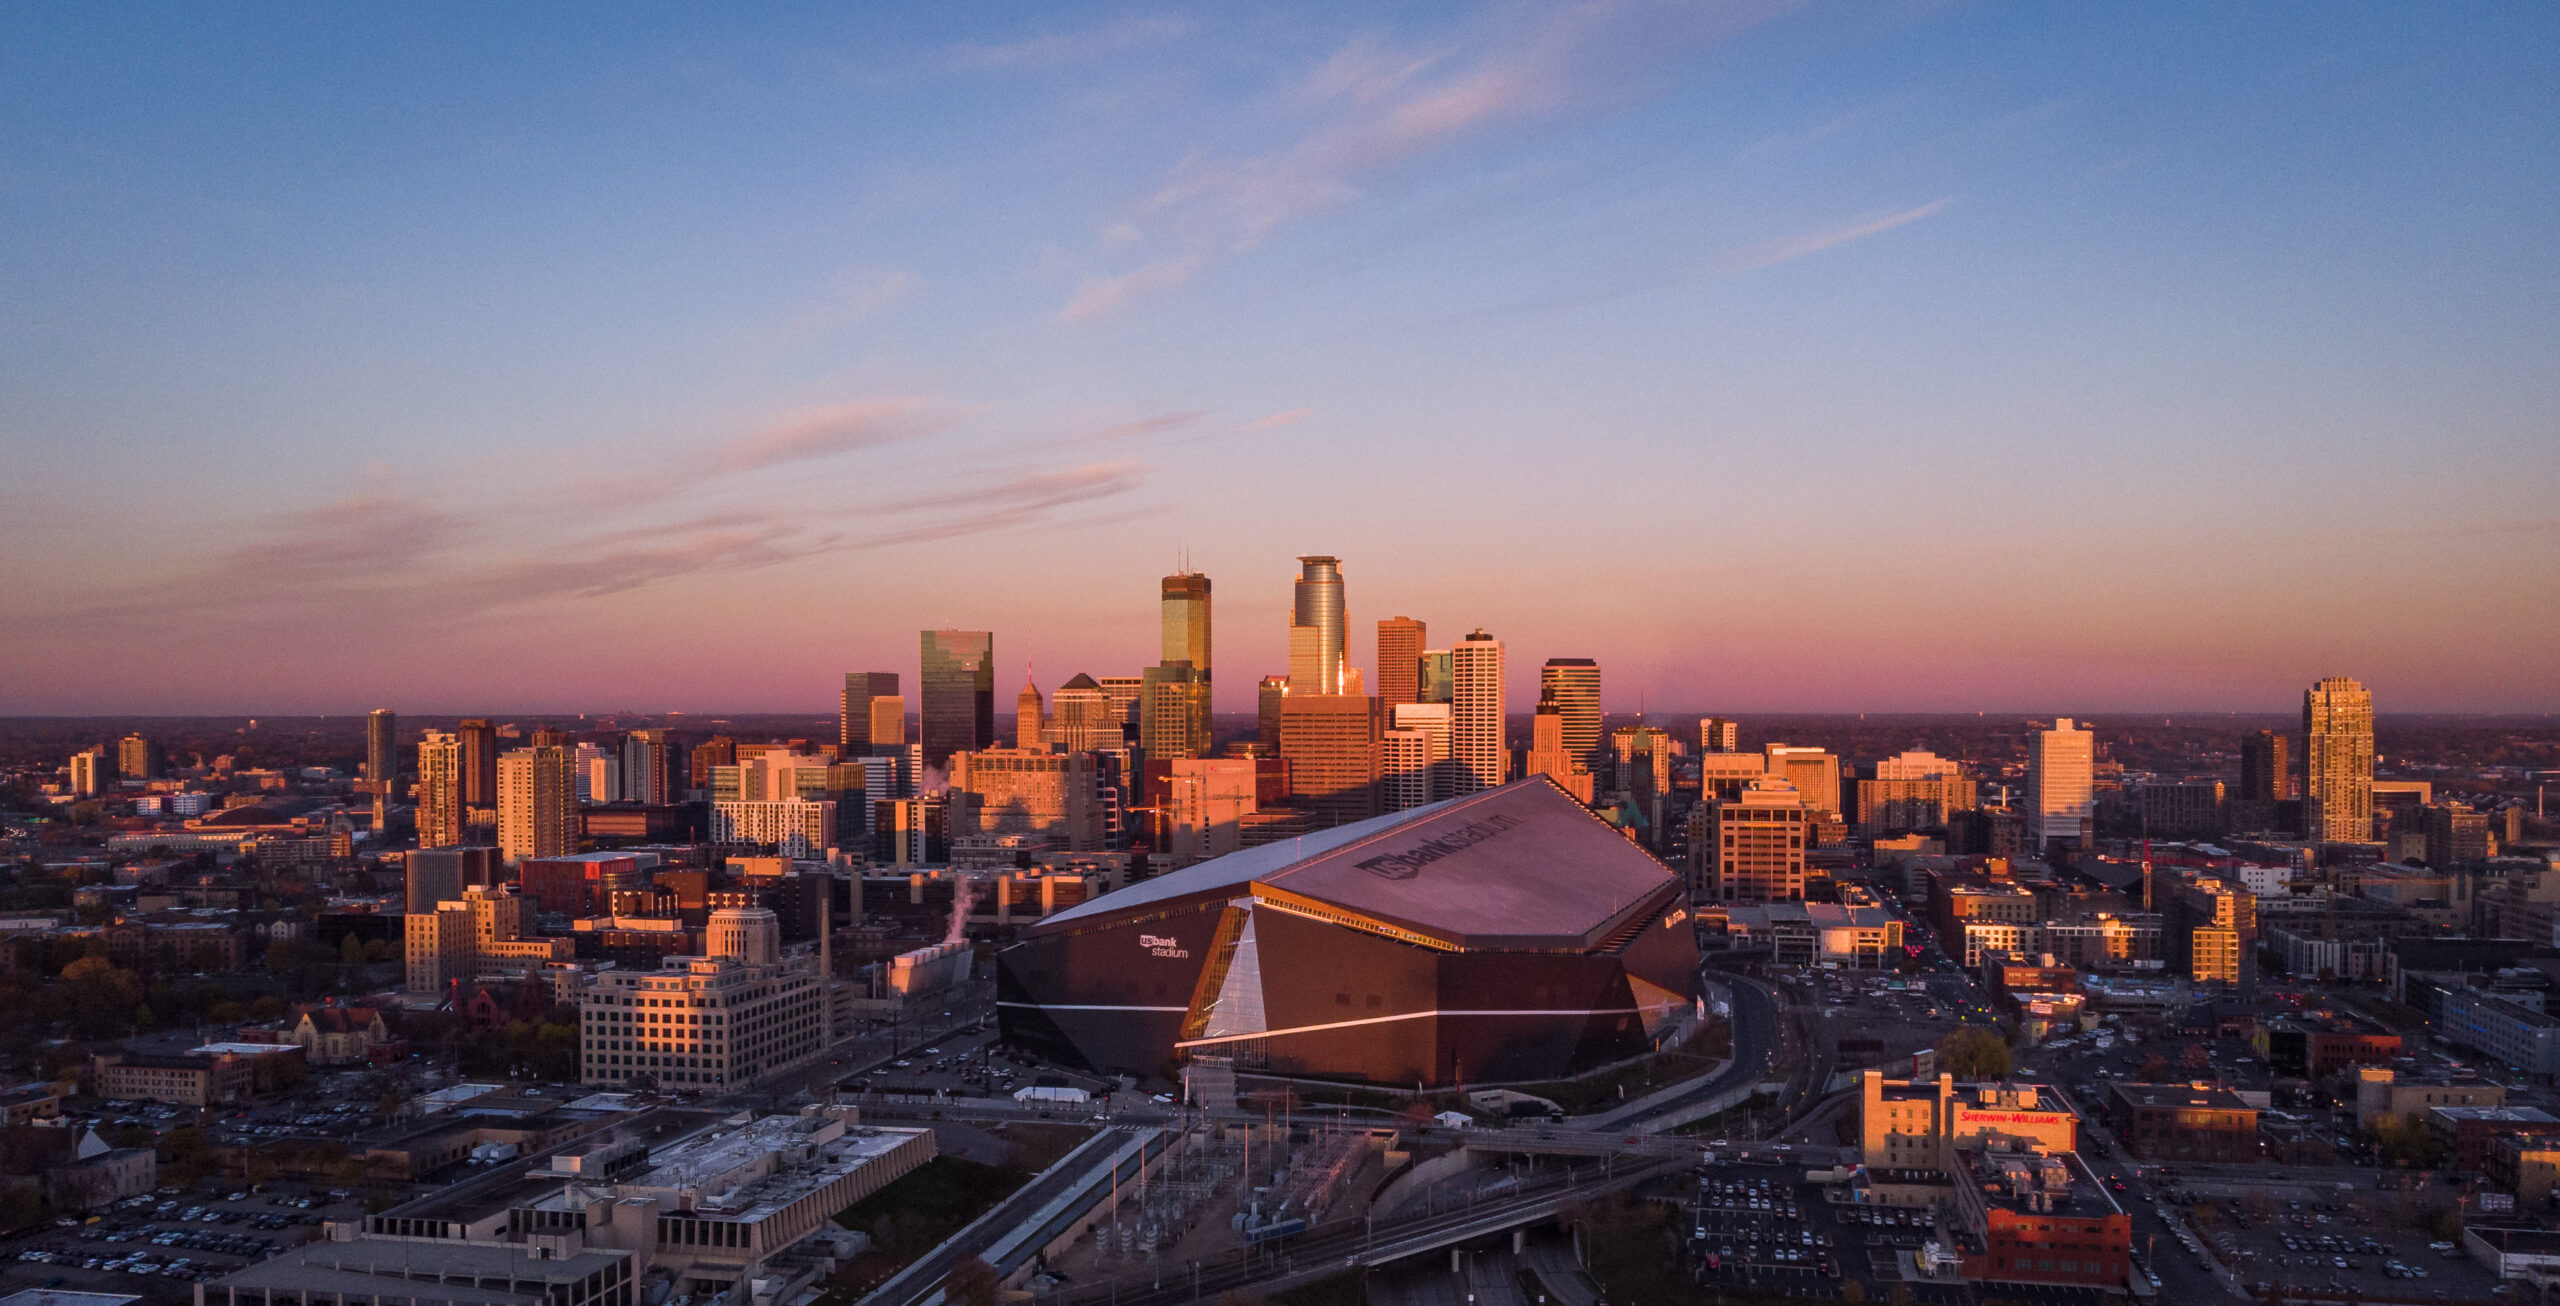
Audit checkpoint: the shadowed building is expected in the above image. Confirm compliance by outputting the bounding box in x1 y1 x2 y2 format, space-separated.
920 630 994 769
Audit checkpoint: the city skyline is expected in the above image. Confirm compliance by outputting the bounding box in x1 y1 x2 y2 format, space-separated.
3 5 2555 716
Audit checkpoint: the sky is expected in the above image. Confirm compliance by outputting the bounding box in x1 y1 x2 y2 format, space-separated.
2 2 2555 716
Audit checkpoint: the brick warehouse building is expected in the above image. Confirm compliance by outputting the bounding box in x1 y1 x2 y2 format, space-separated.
998 779 1700 1087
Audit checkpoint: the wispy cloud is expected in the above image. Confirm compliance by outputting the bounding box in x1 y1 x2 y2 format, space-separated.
1070 411 1211 444
1734 198 1957 271
947 15 1192 72
859 461 1150 545
1239 408 1313 431
720 397 954 472
1059 1 1790 322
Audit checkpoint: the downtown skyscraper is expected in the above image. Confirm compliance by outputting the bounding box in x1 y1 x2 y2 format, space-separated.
1377 616 1425 709
1144 570 1212 759
2304 676 2376 843
1287 556 1348 695
840 672 902 756
1538 658 1601 763
458 718 499 807
1450 629 1506 795
919 630 994 769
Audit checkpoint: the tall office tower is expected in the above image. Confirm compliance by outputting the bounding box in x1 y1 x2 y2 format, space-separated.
1162 571 1212 682
497 745 575 864
1097 676 1143 740
1391 702 1454 802
365 709 398 790
1140 663 1210 760
2238 729 2289 804
1257 675 1289 752
949 748 1103 850
1015 675 1047 750
1698 717 1739 754
458 718 499 807
1377 617 1425 709
919 630 995 768
1855 750 1978 835
1287 556 1347 694
688 735 738 794
1450 629 1507 795
404 846 498 912
68 747 111 797
1050 675 1120 752
1538 659 1602 762
2303 676 2376 843
621 729 672 804
2025 718 2096 851
1381 729 1435 812
117 734 165 782
840 672 902 755
1762 744 1843 817
1526 693 1594 803
416 731 467 849
1417 650 1453 704
530 726 569 751
1279 694 1381 827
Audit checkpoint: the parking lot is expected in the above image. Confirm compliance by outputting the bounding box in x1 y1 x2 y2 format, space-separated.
0 1182 364 1303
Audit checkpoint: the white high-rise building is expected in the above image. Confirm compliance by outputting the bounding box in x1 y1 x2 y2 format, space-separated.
2026 718 2095 851
1450 629 1506 796
1381 729 1435 812
1391 701 1455 802
2304 676 2376 844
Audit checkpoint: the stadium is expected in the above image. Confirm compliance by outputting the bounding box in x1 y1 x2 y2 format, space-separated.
996 777 1702 1088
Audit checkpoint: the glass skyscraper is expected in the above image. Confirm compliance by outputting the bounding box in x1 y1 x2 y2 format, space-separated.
920 630 994 769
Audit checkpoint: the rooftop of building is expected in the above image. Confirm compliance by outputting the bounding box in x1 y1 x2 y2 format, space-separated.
529 1114 929 1226
1726 902 1901 928
1957 1145 2122 1221
0 1290 142 1306
212 1232 626 1304
1033 777 1680 950
2464 1227 2560 1256
2107 1082 2258 1112
2426 1105 2560 1126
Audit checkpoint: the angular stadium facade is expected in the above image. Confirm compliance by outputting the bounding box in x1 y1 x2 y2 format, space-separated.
997 778 1701 1087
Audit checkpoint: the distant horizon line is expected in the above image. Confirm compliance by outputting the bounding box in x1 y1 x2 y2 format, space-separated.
5 708 2555 723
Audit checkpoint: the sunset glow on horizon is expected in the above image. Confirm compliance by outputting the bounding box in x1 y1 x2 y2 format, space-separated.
3 4 2554 715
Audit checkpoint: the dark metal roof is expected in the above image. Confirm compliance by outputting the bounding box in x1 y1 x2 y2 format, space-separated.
1036 778 1680 950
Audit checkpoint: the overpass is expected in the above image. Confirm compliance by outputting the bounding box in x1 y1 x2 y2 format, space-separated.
1051 1156 1687 1306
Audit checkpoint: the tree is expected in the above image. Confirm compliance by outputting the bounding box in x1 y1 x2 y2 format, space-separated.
341 934 367 967
1842 1280 1870 1304
941 1257 1001 1306
1937 1026 2011 1080
2371 1113 2447 1169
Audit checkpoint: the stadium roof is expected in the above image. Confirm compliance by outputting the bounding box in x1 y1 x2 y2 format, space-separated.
1036 778 1680 950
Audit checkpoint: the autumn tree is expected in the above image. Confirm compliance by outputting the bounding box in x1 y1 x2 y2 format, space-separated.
1937 1026 2012 1080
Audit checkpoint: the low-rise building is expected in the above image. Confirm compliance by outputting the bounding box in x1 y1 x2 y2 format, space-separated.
2354 1067 2508 1130
1859 1073 2079 1171
2428 1105 2560 1176
204 1226 637 1306
2464 1226 2560 1283
84 1044 304 1107
2103 1082 2258 1162
1949 1145 2131 1289
2485 1133 2560 1208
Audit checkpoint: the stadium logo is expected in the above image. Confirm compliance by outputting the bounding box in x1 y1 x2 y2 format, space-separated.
1138 933 1190 959
1350 813 1525 880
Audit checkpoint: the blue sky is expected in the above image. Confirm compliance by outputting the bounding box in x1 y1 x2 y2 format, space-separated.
3 2 2554 714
